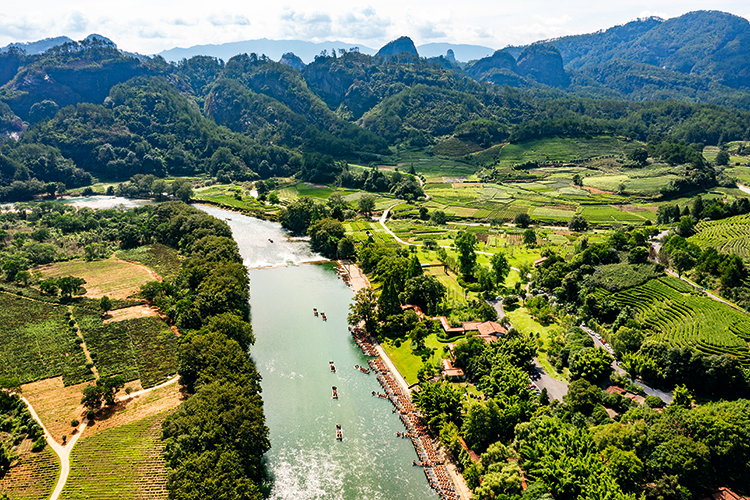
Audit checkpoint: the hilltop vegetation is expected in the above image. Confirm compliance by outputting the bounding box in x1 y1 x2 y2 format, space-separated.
0 13 750 204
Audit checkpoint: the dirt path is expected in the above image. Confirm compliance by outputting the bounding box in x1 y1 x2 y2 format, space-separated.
68 306 99 379
20 376 179 500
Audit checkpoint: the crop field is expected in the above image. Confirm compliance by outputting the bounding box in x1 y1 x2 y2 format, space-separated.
583 173 678 195
36 259 157 300
595 277 750 363
76 312 178 389
116 244 183 281
690 213 750 259
0 293 92 386
579 205 649 224
0 442 59 500
62 410 172 500
22 376 88 444
491 136 636 168
343 220 399 247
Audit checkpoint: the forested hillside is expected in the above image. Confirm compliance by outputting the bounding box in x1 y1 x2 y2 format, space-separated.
0 13 749 202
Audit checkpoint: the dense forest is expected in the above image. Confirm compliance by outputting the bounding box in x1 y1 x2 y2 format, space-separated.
0 20 749 202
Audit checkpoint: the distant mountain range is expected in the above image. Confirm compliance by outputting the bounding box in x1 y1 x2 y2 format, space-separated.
157 39 494 63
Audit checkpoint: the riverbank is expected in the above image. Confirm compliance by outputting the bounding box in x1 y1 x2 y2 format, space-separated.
344 260 471 500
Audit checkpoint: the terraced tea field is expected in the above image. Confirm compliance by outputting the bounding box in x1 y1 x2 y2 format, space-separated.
0 443 59 500
690 213 750 259
595 277 750 363
75 311 178 389
61 410 172 500
0 293 92 386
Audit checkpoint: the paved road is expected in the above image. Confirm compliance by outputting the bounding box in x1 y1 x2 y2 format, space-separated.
531 359 568 401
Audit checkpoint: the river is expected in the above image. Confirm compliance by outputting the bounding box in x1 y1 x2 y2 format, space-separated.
198 205 437 500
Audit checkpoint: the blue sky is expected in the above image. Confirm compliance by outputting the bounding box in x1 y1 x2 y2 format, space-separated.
2 1 749 54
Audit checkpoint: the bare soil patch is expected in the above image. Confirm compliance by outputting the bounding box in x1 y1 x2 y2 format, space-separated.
22 376 88 445
87 382 182 437
620 204 658 213
104 304 160 323
580 185 614 195
36 258 157 299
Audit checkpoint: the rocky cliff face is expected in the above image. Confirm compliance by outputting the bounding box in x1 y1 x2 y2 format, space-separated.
376 37 419 58
279 52 305 71
516 44 569 87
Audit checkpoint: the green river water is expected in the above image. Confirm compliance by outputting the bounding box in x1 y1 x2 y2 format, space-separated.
198 205 438 500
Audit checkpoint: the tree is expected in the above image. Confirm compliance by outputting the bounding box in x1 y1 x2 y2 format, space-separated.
402 274 447 315
39 278 59 296
523 228 537 246
409 322 430 352
307 218 345 258
715 150 730 166
377 279 402 320
490 252 511 286
336 236 356 259
358 194 376 217
675 216 694 237
568 215 588 232
671 249 695 276
514 212 532 228
610 326 644 357
81 375 126 411
455 231 477 278
430 210 447 225
628 247 649 264
602 446 643 493
99 296 112 317
671 384 694 409
564 378 601 415
57 276 86 299
569 347 612 382
407 253 423 279
628 148 648 166
348 287 378 334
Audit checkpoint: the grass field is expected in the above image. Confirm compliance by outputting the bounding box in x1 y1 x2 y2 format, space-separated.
505 307 566 381
76 312 178 389
382 333 453 385
0 293 92 386
0 442 59 500
116 244 183 281
61 410 173 500
595 277 750 363
490 136 634 168
36 258 157 300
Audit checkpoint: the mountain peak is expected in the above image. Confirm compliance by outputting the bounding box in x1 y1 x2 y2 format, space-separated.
376 36 418 58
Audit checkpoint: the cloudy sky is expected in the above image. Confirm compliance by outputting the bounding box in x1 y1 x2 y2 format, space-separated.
2 1 749 54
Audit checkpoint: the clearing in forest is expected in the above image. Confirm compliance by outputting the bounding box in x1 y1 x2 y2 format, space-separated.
36 258 158 299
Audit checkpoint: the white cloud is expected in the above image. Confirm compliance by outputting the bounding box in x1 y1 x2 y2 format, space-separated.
66 11 89 33
208 14 251 27
281 10 333 39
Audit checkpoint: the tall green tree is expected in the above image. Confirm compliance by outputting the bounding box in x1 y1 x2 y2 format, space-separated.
348 287 378 334
455 231 477 278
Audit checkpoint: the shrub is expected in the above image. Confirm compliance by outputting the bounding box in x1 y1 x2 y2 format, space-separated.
645 395 664 408
71 419 79 427
86 410 95 420
31 436 47 452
